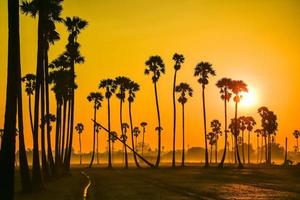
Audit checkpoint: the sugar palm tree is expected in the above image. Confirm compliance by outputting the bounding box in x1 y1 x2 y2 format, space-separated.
99 79 116 168
121 122 129 167
75 123 84 165
175 82 193 167
110 131 118 165
229 118 242 166
115 76 131 168
210 120 222 163
238 116 247 164
216 78 232 168
133 127 141 147
293 130 300 152
87 92 104 168
145 56 165 167
140 122 148 155
194 61 216 167
207 132 216 163
172 53 184 167
244 116 256 164
127 80 141 168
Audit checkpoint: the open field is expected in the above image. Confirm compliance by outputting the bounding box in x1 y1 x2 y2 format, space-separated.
15 164 300 200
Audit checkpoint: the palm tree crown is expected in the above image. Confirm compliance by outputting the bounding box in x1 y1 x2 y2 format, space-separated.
114 76 131 102
293 130 300 139
21 73 36 96
99 79 117 99
175 82 193 104
127 81 140 103
144 56 165 83
75 123 84 134
87 92 104 110
229 80 248 103
216 78 232 101
173 53 184 70
194 62 216 87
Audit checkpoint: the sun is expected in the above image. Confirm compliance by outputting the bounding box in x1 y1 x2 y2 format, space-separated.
240 87 258 107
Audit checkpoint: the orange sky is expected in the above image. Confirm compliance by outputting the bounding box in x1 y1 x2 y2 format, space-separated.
0 0 300 153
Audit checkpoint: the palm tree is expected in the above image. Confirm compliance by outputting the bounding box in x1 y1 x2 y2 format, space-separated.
216 78 232 168
175 82 193 166
140 122 148 155
172 53 184 167
194 61 216 167
0 0 21 197
42 114 56 171
133 127 141 147
87 92 104 168
99 79 116 168
238 116 247 164
121 122 129 167
207 132 216 164
229 118 242 166
145 56 165 167
127 80 141 167
75 123 84 165
115 76 131 168
21 74 36 134
95 124 101 165
254 129 261 163
210 120 222 163
110 131 118 165
244 116 256 164
293 130 300 152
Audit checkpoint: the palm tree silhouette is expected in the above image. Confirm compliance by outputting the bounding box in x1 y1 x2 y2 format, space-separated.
238 116 247 164
95 124 101 165
133 127 141 147
254 129 261 163
194 61 216 167
293 130 300 152
207 132 216 164
228 80 248 168
99 79 116 168
121 122 129 167
110 131 118 165
229 118 242 166
244 116 256 164
140 122 148 155
87 92 104 168
216 78 232 168
145 56 165 167
75 123 84 165
115 76 131 168
175 82 193 167
210 120 222 163
172 53 184 167
127 80 141 168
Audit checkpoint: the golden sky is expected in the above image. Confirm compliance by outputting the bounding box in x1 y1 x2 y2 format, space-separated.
0 0 300 153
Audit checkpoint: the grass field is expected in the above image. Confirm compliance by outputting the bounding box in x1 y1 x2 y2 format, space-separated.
15 165 300 200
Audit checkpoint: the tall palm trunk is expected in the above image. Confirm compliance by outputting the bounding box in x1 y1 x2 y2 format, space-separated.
79 134 82 165
172 70 177 167
142 130 145 155
264 136 267 163
28 95 34 134
248 131 250 164
55 102 62 166
256 135 259 163
234 102 243 168
242 130 245 164
96 132 99 164
210 145 213 163
63 99 71 164
201 85 209 167
120 100 128 168
154 82 161 168
61 100 67 161
260 135 263 163
219 93 228 168
129 101 140 168
215 140 218 163
181 103 185 167
89 106 97 168
107 98 112 168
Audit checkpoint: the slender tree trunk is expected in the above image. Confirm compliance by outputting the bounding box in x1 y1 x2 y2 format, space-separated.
234 101 243 168
55 102 61 166
257 136 259 163
28 95 34 134
248 131 250 165
260 135 263 163
129 101 140 168
172 70 177 167
202 85 209 167
219 94 228 168
210 145 212 164
107 98 112 168
119 100 128 168
61 100 67 161
79 134 82 165
154 82 161 168
242 130 245 164
268 134 272 164
142 130 145 155
89 106 97 168
181 104 185 167
264 136 267 164
63 99 71 164
96 132 99 165
215 140 218 163
284 137 288 165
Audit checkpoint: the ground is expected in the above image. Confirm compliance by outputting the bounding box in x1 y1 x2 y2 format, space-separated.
15 165 300 200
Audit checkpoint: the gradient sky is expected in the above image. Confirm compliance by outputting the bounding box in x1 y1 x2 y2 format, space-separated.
0 0 300 153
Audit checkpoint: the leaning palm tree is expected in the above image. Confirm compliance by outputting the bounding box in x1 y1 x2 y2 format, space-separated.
121 122 129 167
216 78 232 168
140 122 148 155
87 92 104 168
244 116 256 164
172 53 184 167
21 73 36 134
293 130 300 152
99 79 116 168
115 76 131 168
228 80 248 168
133 127 141 147
175 82 193 167
75 123 84 165
210 120 222 163
194 61 216 167
145 55 165 167
127 80 141 167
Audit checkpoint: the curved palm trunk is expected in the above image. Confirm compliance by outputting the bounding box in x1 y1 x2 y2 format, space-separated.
89 106 97 168
181 103 185 167
129 102 140 168
107 98 112 168
234 102 243 168
219 96 228 168
202 85 209 167
79 134 82 165
172 70 177 167
154 82 161 168
120 100 128 168
242 130 245 164
248 131 250 164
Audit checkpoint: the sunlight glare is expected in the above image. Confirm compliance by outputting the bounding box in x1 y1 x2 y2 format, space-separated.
240 86 258 107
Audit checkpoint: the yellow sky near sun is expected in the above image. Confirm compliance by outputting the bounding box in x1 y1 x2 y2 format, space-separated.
0 0 300 153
